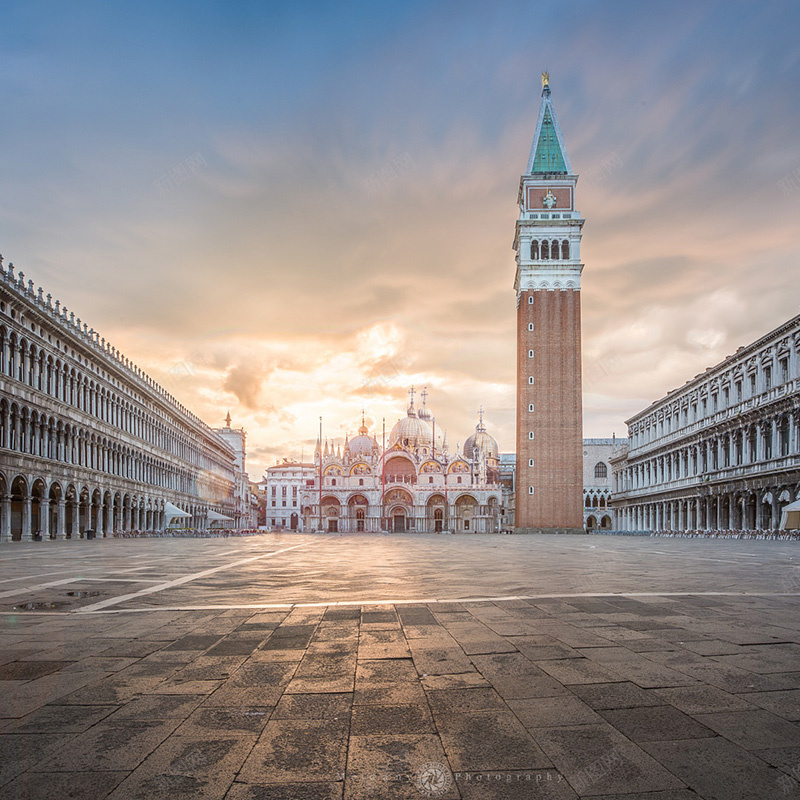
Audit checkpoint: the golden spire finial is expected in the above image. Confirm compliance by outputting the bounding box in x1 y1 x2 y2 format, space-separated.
541 71 550 89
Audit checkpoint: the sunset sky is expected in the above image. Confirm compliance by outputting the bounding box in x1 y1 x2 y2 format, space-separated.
1 0 799 478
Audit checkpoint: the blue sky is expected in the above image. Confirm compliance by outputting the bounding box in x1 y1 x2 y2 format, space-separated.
2 0 799 476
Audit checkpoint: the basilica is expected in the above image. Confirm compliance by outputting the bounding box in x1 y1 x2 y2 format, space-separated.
307 388 502 533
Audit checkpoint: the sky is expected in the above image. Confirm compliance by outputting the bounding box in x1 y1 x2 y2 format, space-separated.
1 0 799 479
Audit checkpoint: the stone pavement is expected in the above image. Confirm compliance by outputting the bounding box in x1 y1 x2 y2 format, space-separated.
1 533 800 799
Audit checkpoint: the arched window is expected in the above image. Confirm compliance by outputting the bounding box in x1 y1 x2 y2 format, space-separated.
551 240 559 260
594 462 608 479
561 240 569 259
541 240 549 259
530 241 539 260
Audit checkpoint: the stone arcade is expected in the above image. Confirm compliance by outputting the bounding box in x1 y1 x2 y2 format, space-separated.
0 257 252 541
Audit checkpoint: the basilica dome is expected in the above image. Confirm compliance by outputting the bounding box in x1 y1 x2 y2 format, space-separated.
349 422 376 457
464 413 499 460
389 404 433 449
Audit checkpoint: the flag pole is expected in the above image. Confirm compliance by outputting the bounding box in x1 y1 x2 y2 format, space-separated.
318 416 323 532
381 417 386 530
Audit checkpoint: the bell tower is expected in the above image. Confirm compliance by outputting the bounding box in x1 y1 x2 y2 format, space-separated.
514 73 584 533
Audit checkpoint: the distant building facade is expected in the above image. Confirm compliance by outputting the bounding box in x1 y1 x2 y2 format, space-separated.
0 256 248 541
263 461 316 531
310 391 502 533
212 413 258 528
583 438 624 531
611 315 800 531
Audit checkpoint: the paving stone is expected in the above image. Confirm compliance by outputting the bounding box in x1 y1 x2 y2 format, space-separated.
0 769 129 800
599 705 714 741
534 658 620 685
206 637 266 656
411 647 475 676
273 692 353 720
42 673 161 706
434 709 551 771
743 689 800 721
532 722 685 795
426 687 507 714
26 719 176 773
238 719 349 783
419 672 492 691
0 732 78 784
163 635 224 651
508 695 604 727
351 703 435 735
202 685 285 707
0 660 74 680
694 709 800 750
471 652 544 677
106 734 256 799
323 607 361 621
152 678 224 695
226 782 343 799
107 693 206 721
569 681 662 710
580 646 698 688
176 705 271 735
227 660 298 687
588 792 701 800
454 770 578 799
355 658 418 687
345 733 458 800
642 736 786 800
4 702 118 733
653 684 755 714
487 674 568 699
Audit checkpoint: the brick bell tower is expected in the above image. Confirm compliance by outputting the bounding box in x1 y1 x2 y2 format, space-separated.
514 72 584 534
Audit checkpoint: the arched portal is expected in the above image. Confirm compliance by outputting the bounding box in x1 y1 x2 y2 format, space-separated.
384 487 412 532
426 494 447 533
321 495 341 533
348 494 369 532
453 494 478 532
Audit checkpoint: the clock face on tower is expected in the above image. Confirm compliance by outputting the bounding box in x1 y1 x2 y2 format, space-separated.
542 190 556 209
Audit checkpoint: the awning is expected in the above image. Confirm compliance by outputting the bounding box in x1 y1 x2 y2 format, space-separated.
780 499 800 530
164 502 191 521
207 510 234 522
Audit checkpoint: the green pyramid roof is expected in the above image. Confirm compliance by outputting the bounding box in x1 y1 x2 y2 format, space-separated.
531 106 567 173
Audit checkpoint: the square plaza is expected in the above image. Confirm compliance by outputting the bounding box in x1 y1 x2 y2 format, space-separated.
1 533 800 799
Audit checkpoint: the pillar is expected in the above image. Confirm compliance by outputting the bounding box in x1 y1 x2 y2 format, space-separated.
1 495 11 542
22 496 32 542
40 498 50 539
56 500 66 540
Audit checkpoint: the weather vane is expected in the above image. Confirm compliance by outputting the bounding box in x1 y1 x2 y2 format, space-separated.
541 71 550 89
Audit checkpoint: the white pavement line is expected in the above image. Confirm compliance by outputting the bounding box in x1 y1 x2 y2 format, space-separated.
0 576 84 599
75 541 320 613
68 590 800 614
